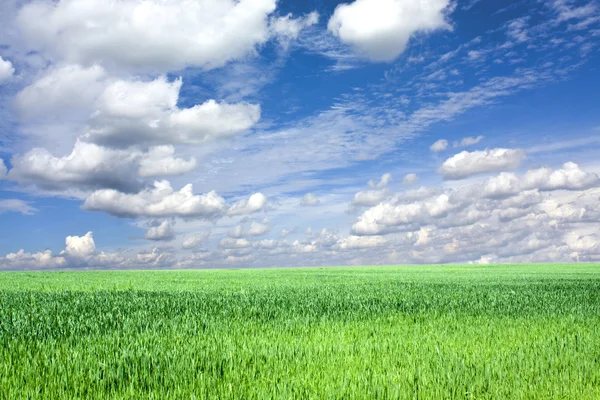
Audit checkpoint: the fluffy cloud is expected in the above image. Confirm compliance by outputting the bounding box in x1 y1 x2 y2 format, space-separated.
0 56 15 84
145 221 176 242
87 76 260 148
352 162 600 244
1 250 66 270
9 140 142 193
352 188 392 207
353 173 394 207
484 162 599 197
228 219 270 238
15 64 106 119
64 231 96 258
138 146 196 177
182 232 211 250
247 220 271 236
328 0 452 62
430 139 448 152
301 193 320 206
228 193 268 216
83 180 227 219
17 0 279 72
0 199 38 215
439 148 526 179
0 231 126 270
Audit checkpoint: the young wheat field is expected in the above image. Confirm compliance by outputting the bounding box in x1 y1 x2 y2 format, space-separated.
0 264 599 399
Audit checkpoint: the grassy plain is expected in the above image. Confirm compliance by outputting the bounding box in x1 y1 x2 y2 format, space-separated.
0 264 599 399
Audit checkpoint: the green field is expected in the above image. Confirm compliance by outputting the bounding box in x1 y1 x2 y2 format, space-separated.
1 264 599 399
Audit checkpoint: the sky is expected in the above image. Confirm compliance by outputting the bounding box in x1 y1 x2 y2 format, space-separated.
0 0 599 270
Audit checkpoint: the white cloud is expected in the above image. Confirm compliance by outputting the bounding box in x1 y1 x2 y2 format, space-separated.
182 232 211 250
0 199 38 215
220 238 252 249
88 76 261 148
1 250 66 270
439 148 526 180
228 219 270 238
64 231 96 258
327 0 452 62
337 235 387 249
15 64 106 119
145 221 176 242
402 173 419 185
138 146 196 177
0 56 15 84
484 162 599 197
454 135 484 148
136 248 173 266
368 173 392 188
83 180 227 219
247 220 271 236
270 11 319 48
351 188 392 207
228 193 268 216
18 0 279 72
430 139 448 152
301 193 320 206
9 140 141 193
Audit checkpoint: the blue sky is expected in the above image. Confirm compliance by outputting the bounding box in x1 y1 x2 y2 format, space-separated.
0 0 599 269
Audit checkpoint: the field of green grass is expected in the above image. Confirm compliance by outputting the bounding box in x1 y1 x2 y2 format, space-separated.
1 264 599 399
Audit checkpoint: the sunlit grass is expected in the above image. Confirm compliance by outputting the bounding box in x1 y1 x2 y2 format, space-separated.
1 264 599 399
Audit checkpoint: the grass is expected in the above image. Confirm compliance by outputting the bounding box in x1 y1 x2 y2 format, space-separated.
0 264 599 399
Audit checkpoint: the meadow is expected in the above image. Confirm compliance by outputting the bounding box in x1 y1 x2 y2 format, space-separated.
0 264 599 399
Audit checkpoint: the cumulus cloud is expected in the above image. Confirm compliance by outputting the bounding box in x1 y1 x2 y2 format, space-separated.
352 162 600 248
0 56 15 84
439 148 526 180
0 231 126 270
402 173 419 185
352 188 392 207
454 135 484 148
327 0 453 62
229 219 270 238
220 238 252 249
484 162 599 197
138 146 196 177
247 220 271 236
83 180 227 219
228 193 268 216
9 140 142 193
64 231 96 258
17 0 280 72
182 232 211 250
0 199 38 215
301 193 320 206
15 64 106 119
430 139 448 152
1 250 66 270
145 221 176 242
87 76 260 148
353 173 394 207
